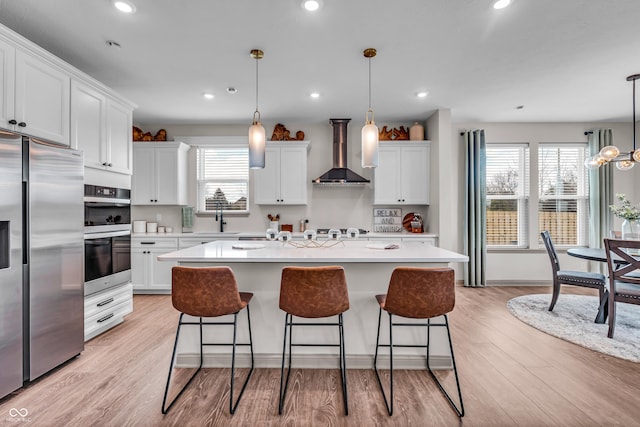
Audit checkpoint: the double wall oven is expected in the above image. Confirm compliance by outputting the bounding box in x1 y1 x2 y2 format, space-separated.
84 185 131 296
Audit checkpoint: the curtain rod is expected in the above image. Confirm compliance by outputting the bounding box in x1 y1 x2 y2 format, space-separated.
584 131 593 135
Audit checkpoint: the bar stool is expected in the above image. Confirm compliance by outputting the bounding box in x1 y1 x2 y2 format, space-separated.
162 266 254 415
278 266 350 415
373 267 464 417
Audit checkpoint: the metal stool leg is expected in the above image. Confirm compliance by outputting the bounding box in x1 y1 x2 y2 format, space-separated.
229 305 255 414
426 315 465 417
373 310 394 415
278 313 293 415
338 313 349 415
162 314 204 414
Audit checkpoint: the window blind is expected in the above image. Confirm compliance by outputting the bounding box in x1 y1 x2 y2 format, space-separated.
196 146 249 212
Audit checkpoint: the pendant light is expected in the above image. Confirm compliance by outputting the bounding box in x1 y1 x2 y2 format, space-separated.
362 48 379 168
248 49 266 169
585 73 640 170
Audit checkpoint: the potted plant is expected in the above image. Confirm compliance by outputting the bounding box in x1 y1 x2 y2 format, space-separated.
609 194 640 239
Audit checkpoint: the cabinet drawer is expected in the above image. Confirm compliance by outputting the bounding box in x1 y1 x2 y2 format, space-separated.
132 238 178 249
402 237 437 246
84 283 133 319
84 299 133 341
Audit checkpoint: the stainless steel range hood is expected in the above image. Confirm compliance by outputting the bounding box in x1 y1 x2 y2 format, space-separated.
313 118 370 185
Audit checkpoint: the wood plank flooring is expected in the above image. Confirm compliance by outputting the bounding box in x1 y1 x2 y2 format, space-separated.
1 286 639 426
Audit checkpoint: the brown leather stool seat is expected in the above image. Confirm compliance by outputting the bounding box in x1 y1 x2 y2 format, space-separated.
374 267 464 417
162 266 254 415
278 266 350 415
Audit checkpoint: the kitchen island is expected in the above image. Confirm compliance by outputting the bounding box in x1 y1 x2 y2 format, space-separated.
158 240 468 369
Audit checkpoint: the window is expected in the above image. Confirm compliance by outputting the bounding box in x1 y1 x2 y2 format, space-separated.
485 142 589 249
196 146 249 213
538 144 589 246
486 145 530 247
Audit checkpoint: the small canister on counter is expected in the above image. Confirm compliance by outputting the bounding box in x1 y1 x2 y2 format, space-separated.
146 222 158 233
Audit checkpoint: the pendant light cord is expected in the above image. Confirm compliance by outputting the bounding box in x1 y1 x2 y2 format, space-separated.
633 77 636 151
368 57 372 110
255 57 259 114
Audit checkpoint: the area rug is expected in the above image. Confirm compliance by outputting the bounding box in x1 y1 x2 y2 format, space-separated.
507 294 640 363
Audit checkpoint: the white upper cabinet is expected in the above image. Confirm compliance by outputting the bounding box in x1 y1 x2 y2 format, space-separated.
0 38 16 131
254 141 309 205
14 50 70 145
374 141 430 205
71 80 132 175
132 141 189 205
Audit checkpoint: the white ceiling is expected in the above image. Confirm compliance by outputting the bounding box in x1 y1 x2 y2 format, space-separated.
1 0 639 126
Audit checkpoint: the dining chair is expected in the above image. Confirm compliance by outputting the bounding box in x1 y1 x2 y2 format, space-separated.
540 231 608 323
162 266 254 415
603 238 640 338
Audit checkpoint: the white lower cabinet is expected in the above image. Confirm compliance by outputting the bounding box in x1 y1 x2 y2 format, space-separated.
84 283 133 341
131 238 178 293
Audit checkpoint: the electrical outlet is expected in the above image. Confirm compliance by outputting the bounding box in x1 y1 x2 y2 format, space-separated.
156 213 162 222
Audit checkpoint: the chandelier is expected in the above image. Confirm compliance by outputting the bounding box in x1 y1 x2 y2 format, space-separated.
585 74 640 170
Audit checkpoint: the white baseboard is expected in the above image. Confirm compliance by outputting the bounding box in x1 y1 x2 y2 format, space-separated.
175 353 453 370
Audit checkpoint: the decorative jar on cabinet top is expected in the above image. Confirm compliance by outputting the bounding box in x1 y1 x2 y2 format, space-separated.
409 122 424 140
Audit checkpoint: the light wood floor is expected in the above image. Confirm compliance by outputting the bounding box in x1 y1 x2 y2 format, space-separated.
2 286 639 427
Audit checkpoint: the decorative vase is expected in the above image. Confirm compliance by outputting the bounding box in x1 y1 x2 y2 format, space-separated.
409 122 424 141
621 219 640 240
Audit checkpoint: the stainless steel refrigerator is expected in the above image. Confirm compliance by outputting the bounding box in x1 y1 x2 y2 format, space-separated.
0 131 84 399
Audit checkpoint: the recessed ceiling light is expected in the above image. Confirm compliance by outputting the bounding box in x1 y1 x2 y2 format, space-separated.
113 0 136 13
416 92 429 98
203 93 214 100
310 92 320 98
302 0 320 12
493 0 511 9
226 87 238 94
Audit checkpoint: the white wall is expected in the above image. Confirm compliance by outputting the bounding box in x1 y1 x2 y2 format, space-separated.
132 118 639 284
450 121 640 283
133 120 430 234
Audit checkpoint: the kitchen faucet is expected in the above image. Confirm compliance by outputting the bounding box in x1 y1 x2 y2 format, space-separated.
215 202 226 232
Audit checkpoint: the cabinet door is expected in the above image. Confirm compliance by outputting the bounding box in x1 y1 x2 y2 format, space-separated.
15 50 70 145
374 147 401 204
155 146 180 204
106 99 132 175
279 146 307 204
70 80 106 167
149 249 176 290
130 249 148 291
131 145 156 204
400 146 429 204
0 38 15 130
254 147 280 204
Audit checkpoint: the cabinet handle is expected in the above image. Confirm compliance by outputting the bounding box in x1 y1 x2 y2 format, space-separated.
102 162 108 166
97 313 114 323
97 297 115 307
18 122 26 127
108 163 112 167
140 242 156 245
8 119 17 125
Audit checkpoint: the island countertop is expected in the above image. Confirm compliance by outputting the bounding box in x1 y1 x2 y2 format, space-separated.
157 239 468 264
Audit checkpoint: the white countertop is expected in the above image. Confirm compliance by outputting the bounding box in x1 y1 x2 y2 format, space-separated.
132 231 438 239
157 239 467 264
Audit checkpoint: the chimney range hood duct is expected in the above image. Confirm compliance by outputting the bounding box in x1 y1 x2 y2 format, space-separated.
313 118 370 185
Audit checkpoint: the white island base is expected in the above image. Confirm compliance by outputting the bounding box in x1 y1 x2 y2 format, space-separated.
158 240 468 370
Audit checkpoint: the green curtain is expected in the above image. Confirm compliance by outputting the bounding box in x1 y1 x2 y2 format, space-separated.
588 129 613 249
463 130 486 287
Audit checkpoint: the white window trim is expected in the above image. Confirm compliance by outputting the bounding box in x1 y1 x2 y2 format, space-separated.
178 136 251 216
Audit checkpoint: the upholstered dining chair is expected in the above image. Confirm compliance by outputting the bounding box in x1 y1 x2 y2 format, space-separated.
162 266 254 415
373 267 464 417
541 231 608 323
603 238 640 338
